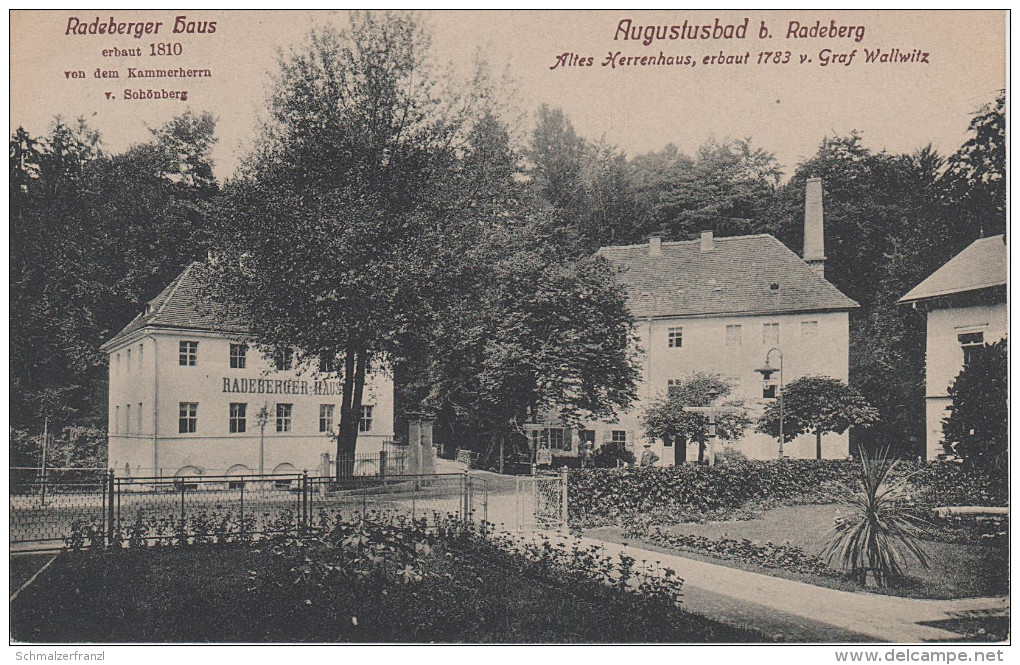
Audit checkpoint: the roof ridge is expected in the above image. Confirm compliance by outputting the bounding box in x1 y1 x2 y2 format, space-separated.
600 232 776 252
151 262 196 320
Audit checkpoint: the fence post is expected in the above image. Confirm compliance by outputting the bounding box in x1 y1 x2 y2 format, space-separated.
379 451 387 478
560 466 569 531
301 471 309 534
462 469 472 524
239 477 245 542
180 477 186 533
107 468 115 546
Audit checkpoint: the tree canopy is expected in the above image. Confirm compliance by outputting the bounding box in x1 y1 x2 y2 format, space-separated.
10 111 218 457
942 339 1007 472
756 376 879 459
640 373 751 464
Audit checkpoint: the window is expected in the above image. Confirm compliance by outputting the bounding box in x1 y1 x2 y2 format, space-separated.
138 343 143 367
230 343 247 369
126 404 131 433
126 349 131 370
229 403 247 434
319 404 335 432
763 323 779 346
763 384 777 399
667 378 681 394
725 324 742 347
115 353 120 373
959 332 985 366
114 405 120 434
179 402 198 433
276 404 293 432
179 341 198 366
667 327 683 348
611 430 627 445
319 352 337 373
274 348 294 371
801 321 819 339
359 405 373 432
137 402 142 432
549 428 568 451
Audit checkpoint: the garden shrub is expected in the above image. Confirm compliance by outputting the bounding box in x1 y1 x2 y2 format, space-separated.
591 442 636 468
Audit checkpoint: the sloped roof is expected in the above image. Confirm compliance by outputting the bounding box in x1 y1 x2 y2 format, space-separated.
597 234 858 318
102 262 246 350
899 235 1007 303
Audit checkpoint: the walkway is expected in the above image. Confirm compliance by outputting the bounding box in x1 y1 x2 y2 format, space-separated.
571 534 1008 643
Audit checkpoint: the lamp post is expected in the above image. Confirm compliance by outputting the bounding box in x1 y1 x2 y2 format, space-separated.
682 386 738 466
256 404 270 477
755 348 785 458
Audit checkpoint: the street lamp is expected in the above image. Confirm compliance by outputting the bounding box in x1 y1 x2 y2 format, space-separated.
256 404 271 477
755 348 785 458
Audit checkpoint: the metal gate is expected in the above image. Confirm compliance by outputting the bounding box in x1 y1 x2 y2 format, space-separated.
514 469 568 531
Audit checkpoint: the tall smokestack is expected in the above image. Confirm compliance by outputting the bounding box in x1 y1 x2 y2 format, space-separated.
804 177 826 277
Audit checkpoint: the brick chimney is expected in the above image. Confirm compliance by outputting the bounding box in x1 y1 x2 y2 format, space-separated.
648 235 662 257
803 178 826 277
700 230 714 252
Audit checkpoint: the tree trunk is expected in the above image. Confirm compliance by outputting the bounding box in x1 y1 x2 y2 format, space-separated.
336 348 368 480
816 429 823 460
697 439 705 464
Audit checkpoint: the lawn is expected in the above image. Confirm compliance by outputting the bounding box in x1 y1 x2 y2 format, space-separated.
585 503 1008 600
11 533 766 643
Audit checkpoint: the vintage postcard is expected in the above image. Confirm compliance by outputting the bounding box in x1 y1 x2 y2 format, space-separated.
9 9 1008 654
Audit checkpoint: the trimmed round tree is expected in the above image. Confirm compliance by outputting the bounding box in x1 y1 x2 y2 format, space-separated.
942 338 1007 472
756 376 879 459
640 373 751 464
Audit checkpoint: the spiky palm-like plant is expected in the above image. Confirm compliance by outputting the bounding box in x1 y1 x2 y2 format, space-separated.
819 448 930 587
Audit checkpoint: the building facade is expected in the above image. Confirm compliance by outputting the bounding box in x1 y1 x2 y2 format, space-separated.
899 235 1008 461
531 178 859 464
102 263 394 478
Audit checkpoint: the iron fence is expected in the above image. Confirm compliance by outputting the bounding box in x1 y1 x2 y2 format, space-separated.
10 468 566 550
10 468 110 546
110 473 307 545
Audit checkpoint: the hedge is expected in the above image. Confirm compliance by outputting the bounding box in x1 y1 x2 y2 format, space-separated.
568 460 1007 523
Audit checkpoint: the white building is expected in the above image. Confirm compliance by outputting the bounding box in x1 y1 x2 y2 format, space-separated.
101 262 395 478
530 178 859 463
898 235 1008 461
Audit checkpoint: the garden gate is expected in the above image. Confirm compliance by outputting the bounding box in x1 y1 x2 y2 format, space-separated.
513 469 568 531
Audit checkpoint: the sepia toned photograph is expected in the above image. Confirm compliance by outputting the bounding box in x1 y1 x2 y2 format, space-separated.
8 9 1008 650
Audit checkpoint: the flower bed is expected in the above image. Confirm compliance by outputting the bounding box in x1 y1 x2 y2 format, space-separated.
13 511 766 643
632 525 832 577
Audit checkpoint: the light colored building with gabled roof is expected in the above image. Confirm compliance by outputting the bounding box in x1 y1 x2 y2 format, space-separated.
899 234 1007 460
533 178 860 463
101 262 394 479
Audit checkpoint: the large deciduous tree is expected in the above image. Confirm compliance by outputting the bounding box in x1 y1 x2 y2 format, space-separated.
941 90 1005 238
11 112 218 443
211 13 483 475
756 376 879 459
